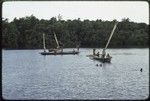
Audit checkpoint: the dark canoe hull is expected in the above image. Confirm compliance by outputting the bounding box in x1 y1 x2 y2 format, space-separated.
88 55 112 63
40 51 79 55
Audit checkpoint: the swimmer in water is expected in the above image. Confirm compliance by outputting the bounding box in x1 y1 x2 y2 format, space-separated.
140 68 143 72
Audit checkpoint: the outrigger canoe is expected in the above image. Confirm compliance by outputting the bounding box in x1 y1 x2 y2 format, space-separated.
87 22 118 63
40 32 79 55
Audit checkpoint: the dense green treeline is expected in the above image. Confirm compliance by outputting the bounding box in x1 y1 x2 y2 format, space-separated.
2 15 149 49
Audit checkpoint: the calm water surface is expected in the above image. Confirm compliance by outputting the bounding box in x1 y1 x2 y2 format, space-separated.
2 48 149 100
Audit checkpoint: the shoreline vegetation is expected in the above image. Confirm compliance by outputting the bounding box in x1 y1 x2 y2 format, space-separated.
2 15 149 49
2 47 149 50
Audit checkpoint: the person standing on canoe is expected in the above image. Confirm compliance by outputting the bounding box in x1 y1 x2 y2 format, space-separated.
77 45 80 52
102 49 106 58
93 48 96 55
59 41 63 52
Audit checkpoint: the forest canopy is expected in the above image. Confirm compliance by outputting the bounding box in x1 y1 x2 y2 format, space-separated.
2 15 149 49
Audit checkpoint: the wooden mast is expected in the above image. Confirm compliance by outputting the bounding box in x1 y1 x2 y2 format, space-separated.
104 22 118 49
43 33 46 52
54 32 60 49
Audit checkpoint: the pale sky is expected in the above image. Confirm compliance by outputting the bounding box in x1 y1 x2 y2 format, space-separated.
2 1 149 24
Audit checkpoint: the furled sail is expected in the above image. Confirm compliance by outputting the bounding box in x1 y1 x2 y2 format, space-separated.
54 32 60 49
43 33 46 52
105 22 118 49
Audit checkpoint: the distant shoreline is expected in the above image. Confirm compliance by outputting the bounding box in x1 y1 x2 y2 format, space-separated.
2 15 148 51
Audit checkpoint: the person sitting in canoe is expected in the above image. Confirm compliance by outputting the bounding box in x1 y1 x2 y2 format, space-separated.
54 50 57 54
106 53 110 58
96 52 100 57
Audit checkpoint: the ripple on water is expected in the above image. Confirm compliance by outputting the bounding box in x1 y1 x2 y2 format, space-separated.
2 49 149 100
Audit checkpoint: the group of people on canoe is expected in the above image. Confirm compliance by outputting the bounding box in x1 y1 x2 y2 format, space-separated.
93 48 111 58
49 44 80 53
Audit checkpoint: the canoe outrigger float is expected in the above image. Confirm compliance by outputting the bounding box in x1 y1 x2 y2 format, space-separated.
41 51 79 55
40 32 79 55
88 22 118 63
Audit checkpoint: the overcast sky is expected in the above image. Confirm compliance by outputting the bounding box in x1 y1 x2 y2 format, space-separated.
2 1 149 24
